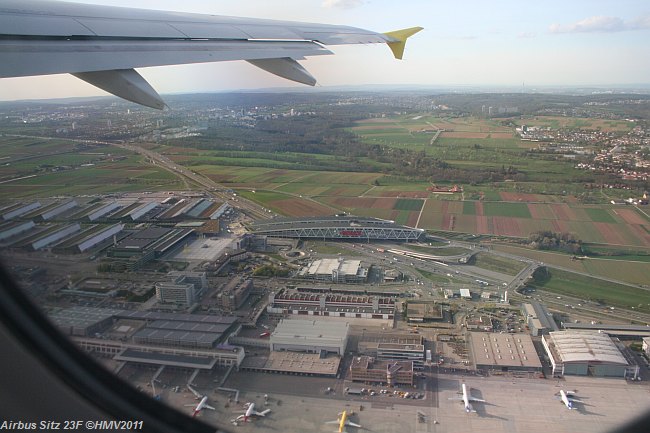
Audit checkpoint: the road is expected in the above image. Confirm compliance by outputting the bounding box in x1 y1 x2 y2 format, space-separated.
7 134 272 220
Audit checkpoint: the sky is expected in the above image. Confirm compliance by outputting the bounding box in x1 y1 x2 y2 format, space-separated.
1 0 650 102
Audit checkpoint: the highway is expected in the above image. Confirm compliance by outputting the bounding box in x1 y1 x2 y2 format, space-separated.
6 134 272 220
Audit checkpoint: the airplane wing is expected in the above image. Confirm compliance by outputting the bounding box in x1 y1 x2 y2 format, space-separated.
204 404 216 411
468 397 486 403
0 0 422 109
253 409 271 417
346 421 362 428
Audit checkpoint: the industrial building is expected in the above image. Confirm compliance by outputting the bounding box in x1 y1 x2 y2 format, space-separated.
54 223 125 253
84 201 122 221
349 356 414 386
155 281 197 306
298 258 368 283
30 223 81 250
270 319 349 355
406 302 443 322
1 201 41 220
521 302 559 336
47 306 123 336
542 331 639 379
561 323 650 339
376 343 425 370
469 332 542 372
0 220 35 242
267 288 395 320
358 332 425 369
252 216 424 241
216 277 253 311
107 226 195 269
25 199 77 221
241 351 341 377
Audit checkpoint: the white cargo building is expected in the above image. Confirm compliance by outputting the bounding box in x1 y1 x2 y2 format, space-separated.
270 319 349 355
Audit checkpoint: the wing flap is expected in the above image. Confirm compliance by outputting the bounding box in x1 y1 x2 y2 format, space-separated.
73 69 165 110
247 57 316 86
0 39 329 78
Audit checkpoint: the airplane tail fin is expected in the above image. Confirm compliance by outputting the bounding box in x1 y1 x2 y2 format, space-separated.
382 27 423 59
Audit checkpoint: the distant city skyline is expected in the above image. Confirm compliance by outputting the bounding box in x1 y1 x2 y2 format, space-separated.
1 0 649 102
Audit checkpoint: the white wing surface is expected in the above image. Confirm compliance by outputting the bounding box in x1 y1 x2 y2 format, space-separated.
0 0 421 108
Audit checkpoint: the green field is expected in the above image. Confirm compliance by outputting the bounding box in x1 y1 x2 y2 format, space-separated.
394 199 423 211
483 202 532 218
529 268 650 312
470 252 528 276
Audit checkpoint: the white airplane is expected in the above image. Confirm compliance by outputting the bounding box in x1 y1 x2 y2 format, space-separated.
185 385 216 418
234 402 271 423
557 390 583 410
325 410 361 433
0 0 422 109
449 383 485 413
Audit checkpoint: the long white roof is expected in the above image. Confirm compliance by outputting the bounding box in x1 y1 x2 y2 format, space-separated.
271 319 349 344
548 331 628 365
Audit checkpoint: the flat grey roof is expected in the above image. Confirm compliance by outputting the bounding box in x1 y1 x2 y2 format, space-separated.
242 351 340 376
272 319 349 340
147 320 232 334
114 348 217 369
133 328 222 345
470 332 542 369
115 310 236 324
47 306 123 329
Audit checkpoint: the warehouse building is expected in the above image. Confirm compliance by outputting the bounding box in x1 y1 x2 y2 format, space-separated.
1 201 41 220
86 201 121 221
31 200 77 221
270 319 349 355
470 332 542 372
30 223 81 250
47 306 122 336
542 331 639 379
349 356 414 386
0 220 35 242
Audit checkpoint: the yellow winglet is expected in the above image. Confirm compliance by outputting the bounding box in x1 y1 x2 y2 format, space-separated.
383 26 423 60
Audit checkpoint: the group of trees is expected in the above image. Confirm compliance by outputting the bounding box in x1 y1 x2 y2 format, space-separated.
176 112 524 184
526 231 583 254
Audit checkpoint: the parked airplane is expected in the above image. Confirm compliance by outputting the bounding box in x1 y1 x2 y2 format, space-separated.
325 410 361 433
449 383 485 413
0 0 422 109
185 385 215 418
234 402 271 423
557 390 583 410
